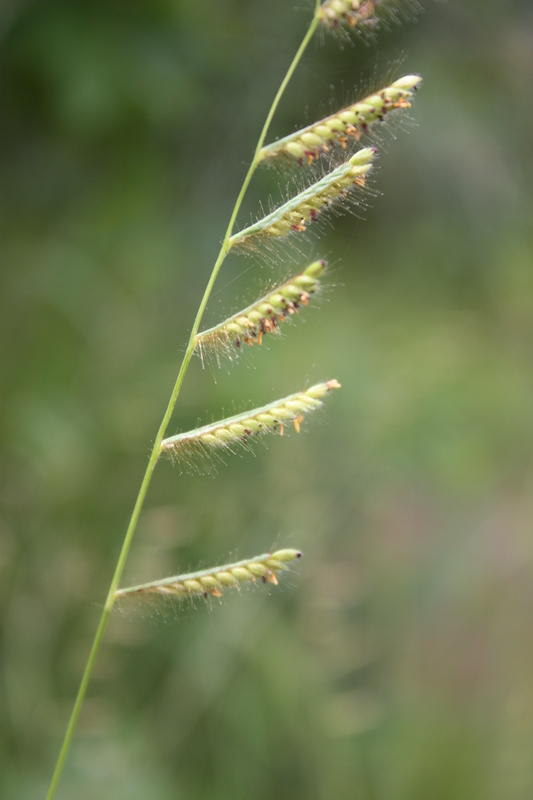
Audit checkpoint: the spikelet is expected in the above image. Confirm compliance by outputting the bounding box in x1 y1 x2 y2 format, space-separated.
317 0 421 33
229 149 375 249
115 549 302 601
259 76 421 165
195 260 326 365
160 380 341 469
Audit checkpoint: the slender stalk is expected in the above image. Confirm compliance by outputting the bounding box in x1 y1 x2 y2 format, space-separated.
45 5 321 799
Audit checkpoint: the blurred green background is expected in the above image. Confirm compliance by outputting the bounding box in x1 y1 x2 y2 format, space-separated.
1 0 533 797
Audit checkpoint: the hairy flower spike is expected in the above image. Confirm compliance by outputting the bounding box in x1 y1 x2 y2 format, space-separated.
195 260 326 364
318 0 379 27
229 149 375 248
260 76 421 165
115 549 303 601
317 0 421 32
160 380 341 468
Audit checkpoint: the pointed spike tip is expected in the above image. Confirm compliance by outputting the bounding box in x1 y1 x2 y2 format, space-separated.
272 549 303 562
349 147 375 166
393 74 422 91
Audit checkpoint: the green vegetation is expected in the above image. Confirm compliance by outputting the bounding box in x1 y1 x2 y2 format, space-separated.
1 1 532 798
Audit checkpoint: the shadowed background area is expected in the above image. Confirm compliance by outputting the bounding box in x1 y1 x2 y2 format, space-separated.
1 0 533 797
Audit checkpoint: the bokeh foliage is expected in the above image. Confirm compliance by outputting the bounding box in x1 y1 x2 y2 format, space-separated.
1 0 533 798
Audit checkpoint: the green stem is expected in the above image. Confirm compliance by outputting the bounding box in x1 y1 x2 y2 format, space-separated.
45 7 320 799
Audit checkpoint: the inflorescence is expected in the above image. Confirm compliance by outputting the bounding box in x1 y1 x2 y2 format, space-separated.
195 259 326 364
116 549 303 601
260 75 421 165
229 149 375 248
317 0 422 32
160 381 341 469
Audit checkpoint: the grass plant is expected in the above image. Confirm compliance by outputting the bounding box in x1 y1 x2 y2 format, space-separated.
45 2 422 797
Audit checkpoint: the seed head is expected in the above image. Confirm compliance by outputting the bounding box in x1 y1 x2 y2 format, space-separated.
195 260 327 365
260 76 421 165
160 380 341 470
318 0 379 27
317 0 422 33
229 149 375 248
115 549 303 601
